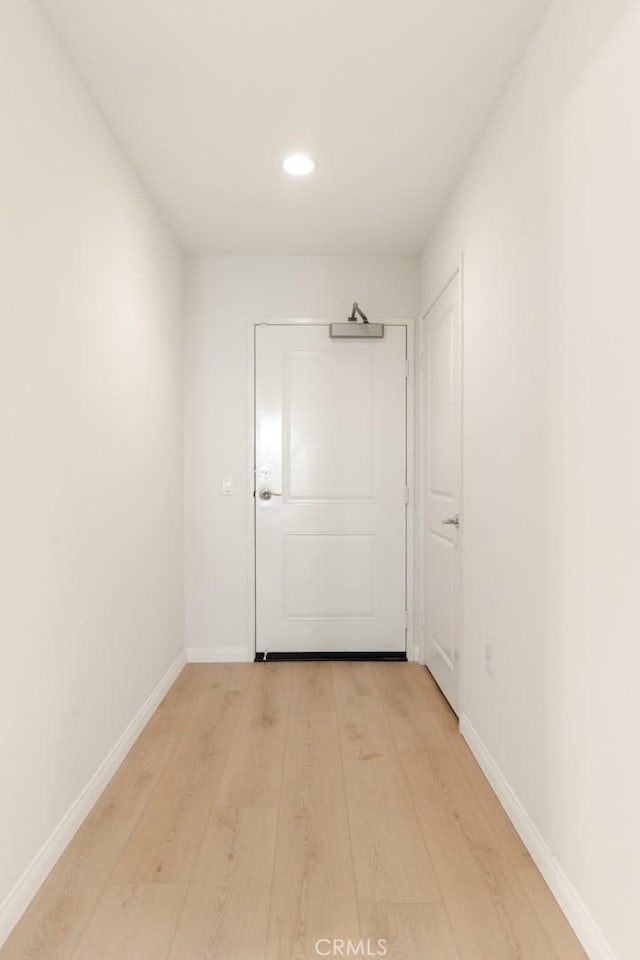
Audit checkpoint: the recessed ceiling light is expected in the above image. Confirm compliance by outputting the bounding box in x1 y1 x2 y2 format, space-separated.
282 153 315 176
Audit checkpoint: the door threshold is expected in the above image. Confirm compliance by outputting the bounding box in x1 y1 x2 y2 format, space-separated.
254 651 407 662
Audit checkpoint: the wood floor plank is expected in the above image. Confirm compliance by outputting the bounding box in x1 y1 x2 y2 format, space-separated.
333 663 441 904
168 807 277 960
0 731 177 960
289 661 336 714
411 664 532 871
69 883 187 960
215 663 290 808
448 734 534 869
3 663 584 960
401 748 561 960
371 662 448 753
144 664 215 737
515 865 588 959
359 903 462 960
266 711 360 960
111 664 249 884
413 666 459 737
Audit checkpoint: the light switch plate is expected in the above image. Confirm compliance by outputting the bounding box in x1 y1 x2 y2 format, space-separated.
222 476 233 495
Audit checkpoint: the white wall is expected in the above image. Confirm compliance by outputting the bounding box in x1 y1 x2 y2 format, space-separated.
184 255 418 660
0 0 183 929
419 2 640 958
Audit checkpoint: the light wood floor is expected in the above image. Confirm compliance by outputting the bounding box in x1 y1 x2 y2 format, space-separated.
0 662 587 960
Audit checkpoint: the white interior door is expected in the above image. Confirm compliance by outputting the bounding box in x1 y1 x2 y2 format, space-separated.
421 274 462 711
255 323 407 656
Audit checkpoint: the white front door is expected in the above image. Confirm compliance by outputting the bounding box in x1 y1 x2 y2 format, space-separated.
255 323 407 657
421 274 462 711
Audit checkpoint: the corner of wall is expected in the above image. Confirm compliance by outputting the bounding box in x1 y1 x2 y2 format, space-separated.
0 652 185 949
460 715 621 960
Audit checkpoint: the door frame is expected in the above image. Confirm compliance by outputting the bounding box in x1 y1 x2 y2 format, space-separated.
247 317 416 662
417 257 464 712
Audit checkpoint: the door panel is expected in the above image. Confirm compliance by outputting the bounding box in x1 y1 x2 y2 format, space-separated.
427 533 454 667
422 275 462 711
255 324 407 656
427 309 453 495
285 353 375 500
283 534 376 620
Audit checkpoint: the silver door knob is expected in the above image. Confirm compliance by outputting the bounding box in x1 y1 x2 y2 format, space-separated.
442 514 460 529
258 488 282 501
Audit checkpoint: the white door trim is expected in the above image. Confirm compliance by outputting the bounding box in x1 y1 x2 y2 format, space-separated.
247 317 416 662
417 257 464 712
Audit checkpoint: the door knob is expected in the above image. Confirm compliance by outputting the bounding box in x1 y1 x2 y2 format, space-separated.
259 488 282 501
442 514 460 529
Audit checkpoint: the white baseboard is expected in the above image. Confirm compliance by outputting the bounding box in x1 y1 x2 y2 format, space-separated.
459 714 619 960
0 650 186 949
187 645 251 663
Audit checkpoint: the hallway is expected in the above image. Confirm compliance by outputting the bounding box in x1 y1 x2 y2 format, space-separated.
1 663 586 960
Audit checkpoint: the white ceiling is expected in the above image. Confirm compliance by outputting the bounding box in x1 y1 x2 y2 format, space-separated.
39 0 549 254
